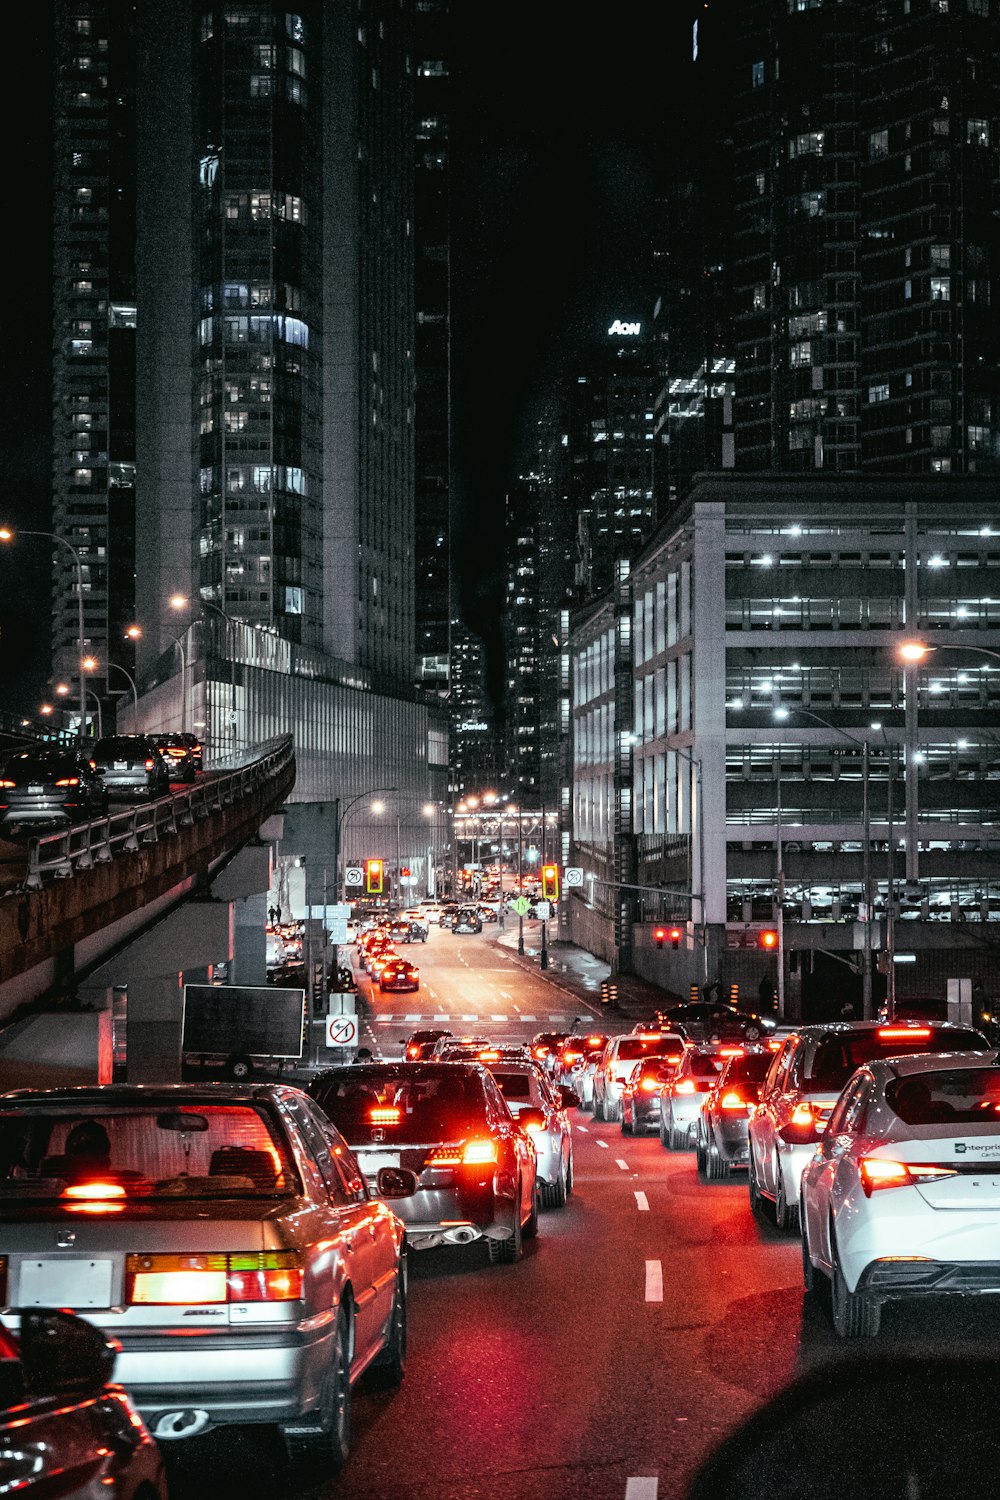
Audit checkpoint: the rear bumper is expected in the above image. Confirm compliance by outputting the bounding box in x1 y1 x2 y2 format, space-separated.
858 1260 1000 1298
114 1320 336 1435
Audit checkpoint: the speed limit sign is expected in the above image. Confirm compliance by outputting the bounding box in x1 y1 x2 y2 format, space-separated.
325 1014 359 1047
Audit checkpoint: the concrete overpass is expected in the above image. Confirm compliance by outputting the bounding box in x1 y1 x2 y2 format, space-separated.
0 735 295 1086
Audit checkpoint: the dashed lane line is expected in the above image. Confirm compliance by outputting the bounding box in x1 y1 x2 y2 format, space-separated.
595 1139 609 1150
645 1261 663 1302
625 1481 658 1500
634 1191 649 1211
615 1158 630 1172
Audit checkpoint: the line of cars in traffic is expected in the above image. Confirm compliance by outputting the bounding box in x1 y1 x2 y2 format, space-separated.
0 731 204 837
578 1003 1000 1342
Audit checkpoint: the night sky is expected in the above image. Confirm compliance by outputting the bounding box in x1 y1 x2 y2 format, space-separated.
0 3 706 718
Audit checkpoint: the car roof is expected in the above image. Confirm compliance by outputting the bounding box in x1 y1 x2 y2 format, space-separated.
866 1050 1000 1081
310 1060 490 1080
785 1020 982 1041
0 1082 294 1105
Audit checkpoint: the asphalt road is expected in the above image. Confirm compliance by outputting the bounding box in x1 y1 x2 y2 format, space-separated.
164 923 1000 1500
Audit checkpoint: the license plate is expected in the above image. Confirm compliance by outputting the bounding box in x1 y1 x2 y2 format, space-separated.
359 1152 401 1175
114 761 128 769
28 785 44 794
19 1258 114 1309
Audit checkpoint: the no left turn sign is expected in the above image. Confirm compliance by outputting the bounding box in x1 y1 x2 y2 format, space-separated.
326 1014 359 1047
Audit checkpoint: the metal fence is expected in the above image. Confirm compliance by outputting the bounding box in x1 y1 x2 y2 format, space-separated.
20 734 294 891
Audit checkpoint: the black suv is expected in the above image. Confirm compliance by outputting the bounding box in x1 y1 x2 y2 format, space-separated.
654 1002 776 1044
309 1061 539 1263
0 746 108 834
91 734 170 802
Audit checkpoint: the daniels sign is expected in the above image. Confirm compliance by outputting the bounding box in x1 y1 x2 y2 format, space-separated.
608 318 641 337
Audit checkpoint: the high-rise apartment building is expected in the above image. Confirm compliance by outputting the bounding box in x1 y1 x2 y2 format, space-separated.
413 0 452 693
129 0 415 683
50 2 138 701
730 0 999 475
449 619 496 796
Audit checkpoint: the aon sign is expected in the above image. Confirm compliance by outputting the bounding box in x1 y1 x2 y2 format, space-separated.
608 318 641 336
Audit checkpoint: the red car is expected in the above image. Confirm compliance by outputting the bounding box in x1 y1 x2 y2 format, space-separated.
380 958 419 993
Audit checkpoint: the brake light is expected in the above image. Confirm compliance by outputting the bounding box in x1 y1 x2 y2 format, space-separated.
523 1121 546 1138
61 1181 127 1201
778 1101 823 1145
534 1047 548 1059
641 1078 662 1093
0 779 14 789
369 1107 401 1126
877 1026 932 1041
126 1251 302 1304
638 1033 663 1042
859 1157 958 1196
55 777 81 787
790 1103 815 1128
720 1046 745 1058
478 1049 501 1062
406 1045 421 1059
461 1139 499 1165
145 758 155 770
587 1036 603 1046
674 1078 697 1094
720 1090 750 1111
665 1054 682 1065
766 1038 783 1051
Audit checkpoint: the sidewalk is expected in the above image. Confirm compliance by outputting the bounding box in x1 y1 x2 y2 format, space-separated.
491 922 686 1025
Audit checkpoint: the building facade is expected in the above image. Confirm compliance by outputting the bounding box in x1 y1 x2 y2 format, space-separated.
448 618 497 797
567 473 1000 1017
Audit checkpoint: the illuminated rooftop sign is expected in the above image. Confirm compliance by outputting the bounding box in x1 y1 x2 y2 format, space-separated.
608 319 641 337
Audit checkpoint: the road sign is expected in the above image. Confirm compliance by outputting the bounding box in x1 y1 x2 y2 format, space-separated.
564 866 583 887
326 1013 359 1047
327 920 349 944
535 900 551 920
345 866 363 887
512 896 531 916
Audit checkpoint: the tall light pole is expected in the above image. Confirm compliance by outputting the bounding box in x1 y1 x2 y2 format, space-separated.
673 745 706 983
334 786 399 901
171 594 238 741
107 662 140 722
1 527 87 741
774 705 881 1020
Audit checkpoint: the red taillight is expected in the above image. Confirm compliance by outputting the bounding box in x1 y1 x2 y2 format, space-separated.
877 1026 932 1041
777 1101 823 1144
674 1078 697 1095
720 1046 745 1058
55 777 81 787
665 1054 682 1065
640 1078 662 1093
61 1181 127 1201
406 1045 421 1059
369 1106 401 1126
534 1047 548 1059
126 1251 302 1304
0 779 14 789
145 758 155 770
720 1090 750 1111
478 1050 501 1062
766 1038 782 1051
859 1157 957 1196
462 1139 499 1165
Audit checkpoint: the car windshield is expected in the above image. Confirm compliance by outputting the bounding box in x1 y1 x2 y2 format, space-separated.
886 1068 1000 1125
491 1070 543 1105
0 1104 299 1200
312 1070 487 1142
806 1028 989 1091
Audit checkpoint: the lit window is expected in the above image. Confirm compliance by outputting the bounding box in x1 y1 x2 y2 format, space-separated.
789 132 824 158
869 129 889 159
868 383 890 404
967 118 990 147
789 341 812 368
930 425 952 448
930 245 951 268
930 277 951 301
751 61 764 87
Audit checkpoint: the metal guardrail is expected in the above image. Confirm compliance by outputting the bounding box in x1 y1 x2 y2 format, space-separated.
19 734 293 892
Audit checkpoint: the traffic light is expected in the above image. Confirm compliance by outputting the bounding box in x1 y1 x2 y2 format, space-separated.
757 928 779 950
541 863 559 901
669 926 683 950
365 857 384 894
654 926 666 949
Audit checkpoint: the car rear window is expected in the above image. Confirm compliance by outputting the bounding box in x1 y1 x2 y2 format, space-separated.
0 1104 299 1200
95 738 146 756
886 1068 1000 1126
617 1038 667 1062
726 1052 773 1086
491 1070 542 1104
806 1028 990 1091
691 1053 727 1078
311 1070 487 1143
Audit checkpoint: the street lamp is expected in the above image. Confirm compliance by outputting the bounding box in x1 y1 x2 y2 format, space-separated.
672 745 707 984
334 787 399 901
58 679 103 738
171 594 238 742
0 526 87 741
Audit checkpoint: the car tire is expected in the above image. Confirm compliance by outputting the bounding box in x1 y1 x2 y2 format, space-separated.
487 1203 523 1265
658 1115 670 1148
706 1139 728 1181
524 1186 540 1239
621 1109 633 1136
801 1226 818 1295
774 1163 800 1235
593 1093 604 1123
283 1303 352 1483
546 1157 568 1209
368 1259 407 1389
831 1239 880 1338
565 1149 573 1196
744 1024 762 1042
695 1134 708 1178
224 1053 255 1081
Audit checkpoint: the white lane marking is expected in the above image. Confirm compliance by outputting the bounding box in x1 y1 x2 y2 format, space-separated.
645 1261 663 1302
404 1013 420 1021
595 1139 609 1150
462 1014 477 1022
625 1480 658 1500
576 1126 588 1135
521 1014 537 1021
490 1014 505 1022
427 987 436 999
499 991 513 1000
433 1013 449 1023
634 1191 649 1211
615 1158 629 1172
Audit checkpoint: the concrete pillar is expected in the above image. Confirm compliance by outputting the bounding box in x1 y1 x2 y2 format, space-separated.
231 891 268 986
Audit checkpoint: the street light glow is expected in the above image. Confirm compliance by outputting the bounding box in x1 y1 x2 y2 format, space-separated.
898 640 929 663
81 656 99 672
125 624 142 639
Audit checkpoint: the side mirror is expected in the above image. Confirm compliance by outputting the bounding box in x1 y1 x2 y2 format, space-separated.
559 1087 581 1109
375 1166 419 1200
17 1309 117 1398
515 1107 546 1133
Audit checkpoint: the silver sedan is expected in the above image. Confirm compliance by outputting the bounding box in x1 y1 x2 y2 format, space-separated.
488 1059 577 1209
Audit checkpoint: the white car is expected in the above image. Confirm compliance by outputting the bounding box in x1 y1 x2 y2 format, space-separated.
657 1046 731 1149
488 1058 576 1208
593 1032 674 1122
801 1051 1000 1338
748 1019 990 1235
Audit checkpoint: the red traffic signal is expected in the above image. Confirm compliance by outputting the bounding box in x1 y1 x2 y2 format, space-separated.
669 927 683 950
654 926 666 949
757 928 779 950
401 866 411 877
541 863 559 901
365 857 384 894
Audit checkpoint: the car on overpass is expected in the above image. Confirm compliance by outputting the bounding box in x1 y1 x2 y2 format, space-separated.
0 745 109 835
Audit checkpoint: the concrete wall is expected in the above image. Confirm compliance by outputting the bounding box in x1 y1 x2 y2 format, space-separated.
0 1009 112 1091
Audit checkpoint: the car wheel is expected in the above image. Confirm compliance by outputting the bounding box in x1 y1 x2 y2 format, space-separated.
224 1053 255 1081
621 1107 633 1136
546 1157 568 1209
593 1093 604 1122
774 1163 800 1235
801 1226 818 1295
658 1114 670 1148
369 1259 407 1389
831 1239 880 1338
565 1148 573 1196
283 1303 352 1483
706 1140 729 1181
695 1133 708 1178
744 1024 762 1042
487 1202 523 1265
